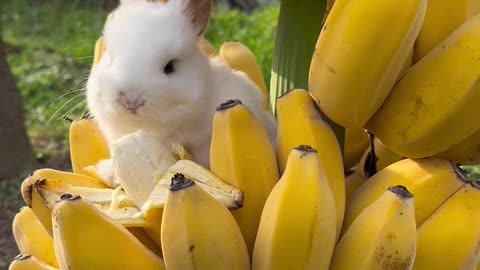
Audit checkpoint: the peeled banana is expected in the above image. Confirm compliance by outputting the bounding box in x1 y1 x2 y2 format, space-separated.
366 15 480 158
111 129 178 207
252 145 336 270
161 174 249 270
330 185 417 270
309 0 427 127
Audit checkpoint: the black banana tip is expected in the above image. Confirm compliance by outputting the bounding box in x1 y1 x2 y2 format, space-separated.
295 145 318 153
216 99 242 111
388 185 413 199
170 173 195 191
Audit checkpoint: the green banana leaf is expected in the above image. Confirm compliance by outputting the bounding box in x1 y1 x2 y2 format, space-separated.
270 0 345 152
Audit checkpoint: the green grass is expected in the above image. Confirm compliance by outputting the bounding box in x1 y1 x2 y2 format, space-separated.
2 0 279 166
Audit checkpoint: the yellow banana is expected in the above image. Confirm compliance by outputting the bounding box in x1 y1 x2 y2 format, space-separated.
366 15 480 158
161 174 249 270
12 207 58 268
9 255 58 270
21 169 106 235
252 146 336 270
92 36 105 70
22 169 106 191
219 42 269 110
413 182 480 270
343 127 369 170
344 171 366 203
309 0 427 128
330 185 417 270
52 195 166 270
346 137 403 201
275 89 344 239
357 137 404 177
413 0 480 62
139 158 245 250
127 227 163 257
210 99 279 255
322 0 336 25
198 36 216 57
69 118 110 180
399 48 414 77
342 158 466 236
435 128 480 165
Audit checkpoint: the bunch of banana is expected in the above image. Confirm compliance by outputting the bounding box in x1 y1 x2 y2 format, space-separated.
309 0 427 128
366 15 480 158
342 158 467 235
11 1 480 268
11 114 247 269
413 0 480 62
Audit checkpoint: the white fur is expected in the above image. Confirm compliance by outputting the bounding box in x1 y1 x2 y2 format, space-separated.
87 0 276 169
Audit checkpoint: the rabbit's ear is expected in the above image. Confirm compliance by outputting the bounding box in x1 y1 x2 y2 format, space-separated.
183 0 212 36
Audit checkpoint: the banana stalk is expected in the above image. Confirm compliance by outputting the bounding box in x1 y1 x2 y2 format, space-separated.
270 0 344 150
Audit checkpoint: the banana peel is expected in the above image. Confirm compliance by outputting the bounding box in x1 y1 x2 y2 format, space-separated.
21 178 149 233
142 160 244 213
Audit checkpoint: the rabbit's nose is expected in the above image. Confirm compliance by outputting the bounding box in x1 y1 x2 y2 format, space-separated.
119 92 145 114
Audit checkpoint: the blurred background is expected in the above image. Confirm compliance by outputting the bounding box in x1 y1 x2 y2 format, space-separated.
0 0 278 268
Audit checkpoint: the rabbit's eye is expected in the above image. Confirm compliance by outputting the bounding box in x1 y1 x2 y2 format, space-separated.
163 60 175 75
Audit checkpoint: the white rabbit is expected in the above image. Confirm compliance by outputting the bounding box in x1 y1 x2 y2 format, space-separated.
86 0 276 179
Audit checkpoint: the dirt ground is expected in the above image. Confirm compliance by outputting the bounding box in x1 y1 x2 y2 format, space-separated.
0 195 22 270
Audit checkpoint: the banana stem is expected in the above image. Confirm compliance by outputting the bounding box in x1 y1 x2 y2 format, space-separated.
270 0 345 152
